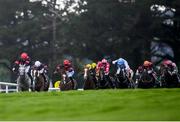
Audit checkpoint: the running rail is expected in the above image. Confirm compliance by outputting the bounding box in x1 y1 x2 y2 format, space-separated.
0 82 18 93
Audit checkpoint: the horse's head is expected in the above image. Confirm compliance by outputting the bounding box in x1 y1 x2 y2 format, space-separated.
161 66 172 77
117 68 127 81
140 69 154 83
18 64 26 76
31 69 40 78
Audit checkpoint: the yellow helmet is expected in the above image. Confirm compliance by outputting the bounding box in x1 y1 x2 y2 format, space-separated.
91 63 97 69
86 64 91 69
54 80 61 88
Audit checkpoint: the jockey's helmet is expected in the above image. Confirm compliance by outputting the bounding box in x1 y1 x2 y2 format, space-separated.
117 59 124 66
91 63 97 69
86 64 91 69
35 61 41 67
143 60 152 67
102 59 107 63
163 60 172 66
64 59 70 65
20 52 28 60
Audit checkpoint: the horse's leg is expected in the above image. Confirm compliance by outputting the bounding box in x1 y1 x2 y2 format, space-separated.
83 79 88 90
17 77 22 91
89 75 95 89
39 76 45 91
22 75 29 91
60 82 65 91
27 76 32 92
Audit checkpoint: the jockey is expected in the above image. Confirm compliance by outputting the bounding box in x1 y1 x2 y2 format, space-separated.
143 60 153 71
112 58 133 80
96 58 115 88
12 52 31 72
32 61 48 82
85 62 98 87
85 62 97 71
90 62 97 75
96 59 110 75
162 59 178 74
112 58 130 74
90 62 98 87
135 60 154 78
142 60 157 80
85 64 92 70
12 52 33 86
63 59 75 82
135 60 159 86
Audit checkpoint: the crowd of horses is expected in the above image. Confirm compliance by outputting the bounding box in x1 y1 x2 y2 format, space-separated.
15 63 180 92
16 64 49 92
82 66 180 90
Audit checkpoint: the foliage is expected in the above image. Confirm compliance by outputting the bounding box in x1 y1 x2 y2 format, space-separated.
0 0 179 71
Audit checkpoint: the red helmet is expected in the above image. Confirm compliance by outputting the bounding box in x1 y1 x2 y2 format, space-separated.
20 52 28 60
143 60 152 67
102 59 107 63
163 60 172 65
63 59 70 65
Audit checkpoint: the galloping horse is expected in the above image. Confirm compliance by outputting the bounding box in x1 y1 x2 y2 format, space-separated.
83 68 96 90
115 68 131 88
31 69 49 91
55 67 77 91
137 69 156 88
96 68 111 89
16 64 31 91
160 66 180 88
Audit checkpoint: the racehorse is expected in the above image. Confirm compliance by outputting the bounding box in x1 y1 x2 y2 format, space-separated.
160 66 180 88
115 68 132 88
55 67 77 91
31 69 49 91
83 68 96 90
137 69 156 88
96 68 112 89
16 64 31 91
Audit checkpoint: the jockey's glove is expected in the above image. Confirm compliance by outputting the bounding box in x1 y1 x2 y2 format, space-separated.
12 68 15 72
112 61 116 64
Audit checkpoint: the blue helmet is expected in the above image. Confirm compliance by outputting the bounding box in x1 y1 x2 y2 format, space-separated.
117 59 124 66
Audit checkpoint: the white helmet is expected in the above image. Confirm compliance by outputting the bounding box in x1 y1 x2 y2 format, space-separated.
35 61 41 67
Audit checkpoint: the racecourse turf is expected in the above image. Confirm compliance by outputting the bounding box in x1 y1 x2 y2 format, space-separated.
0 89 180 121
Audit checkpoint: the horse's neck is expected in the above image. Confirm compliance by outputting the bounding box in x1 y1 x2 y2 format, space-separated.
119 69 126 78
19 65 26 75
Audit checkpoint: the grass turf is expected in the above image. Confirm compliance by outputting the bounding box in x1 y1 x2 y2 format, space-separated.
0 89 180 121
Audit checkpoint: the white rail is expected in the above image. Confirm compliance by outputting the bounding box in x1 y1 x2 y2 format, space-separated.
0 82 18 93
0 82 82 93
48 87 60 91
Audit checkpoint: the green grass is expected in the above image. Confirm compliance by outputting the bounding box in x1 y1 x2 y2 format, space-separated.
0 89 180 121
